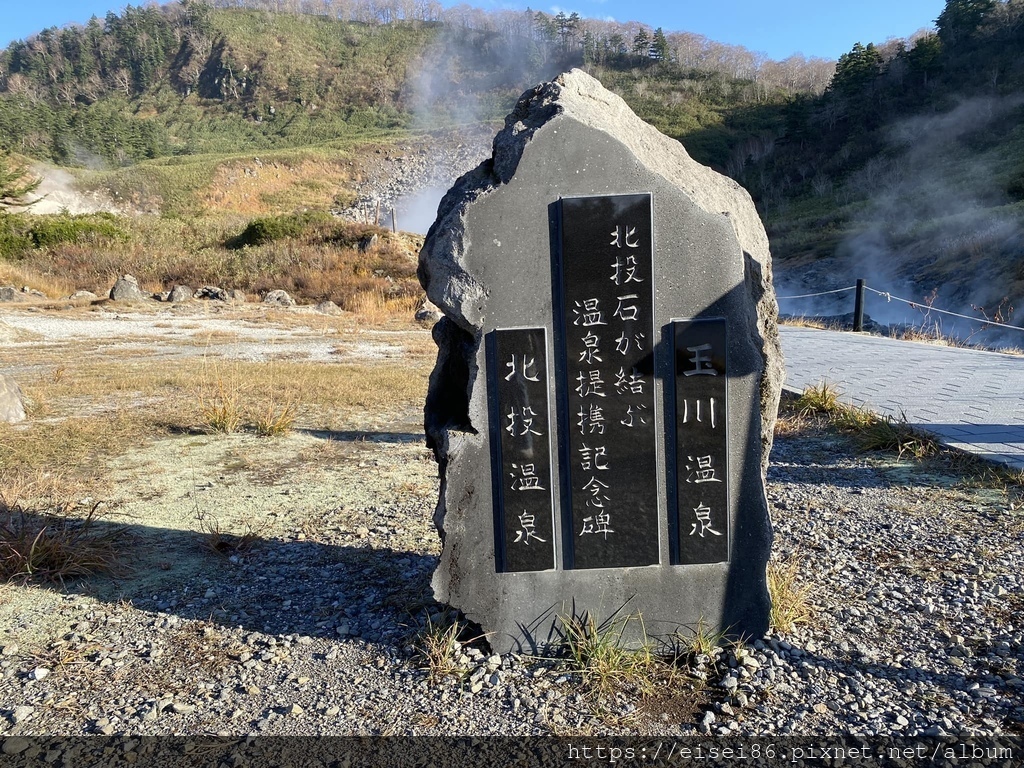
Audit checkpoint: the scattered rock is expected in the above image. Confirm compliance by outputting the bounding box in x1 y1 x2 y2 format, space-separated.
109 274 148 303
2 738 30 756
0 286 17 302
67 290 98 301
314 300 342 315
169 285 193 303
194 286 228 301
229 289 247 303
357 234 378 253
263 289 295 307
414 298 442 324
0 374 26 424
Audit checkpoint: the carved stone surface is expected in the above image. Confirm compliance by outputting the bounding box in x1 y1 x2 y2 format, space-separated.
419 69 783 653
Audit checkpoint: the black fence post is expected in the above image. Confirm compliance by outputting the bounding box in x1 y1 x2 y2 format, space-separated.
853 279 865 332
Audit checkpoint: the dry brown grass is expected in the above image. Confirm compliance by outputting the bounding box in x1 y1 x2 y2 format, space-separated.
767 554 813 633
3 215 422 310
344 290 420 324
777 316 841 331
0 262 75 299
0 471 125 584
11 354 428 431
786 381 940 460
198 157 356 215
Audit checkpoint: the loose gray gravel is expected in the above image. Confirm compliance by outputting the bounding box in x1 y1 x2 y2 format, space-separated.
0 418 1021 738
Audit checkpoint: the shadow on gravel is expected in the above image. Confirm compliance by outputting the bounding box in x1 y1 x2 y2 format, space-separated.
297 427 424 444
8 509 440 648
915 424 1022 443
767 441 981 492
776 646 1020 728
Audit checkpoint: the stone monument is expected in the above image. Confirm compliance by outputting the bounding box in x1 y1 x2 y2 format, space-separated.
419 69 784 653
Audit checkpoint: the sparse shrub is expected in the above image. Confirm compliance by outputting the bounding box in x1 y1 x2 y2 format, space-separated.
192 505 261 556
226 210 333 248
855 414 938 459
794 380 940 459
557 610 657 699
195 362 245 434
0 477 122 584
767 554 812 633
795 380 842 416
412 616 476 683
0 213 32 259
29 213 128 249
670 617 729 660
251 402 296 437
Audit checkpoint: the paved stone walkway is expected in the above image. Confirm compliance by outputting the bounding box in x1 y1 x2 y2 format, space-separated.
780 326 1024 470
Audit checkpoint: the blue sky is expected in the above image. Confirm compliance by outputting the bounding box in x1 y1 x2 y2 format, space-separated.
2 0 947 61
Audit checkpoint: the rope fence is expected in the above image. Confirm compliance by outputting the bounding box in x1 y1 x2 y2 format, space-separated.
774 286 857 300
776 280 1024 335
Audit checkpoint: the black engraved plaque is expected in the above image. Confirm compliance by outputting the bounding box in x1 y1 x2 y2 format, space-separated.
487 328 556 572
557 194 659 570
673 318 730 564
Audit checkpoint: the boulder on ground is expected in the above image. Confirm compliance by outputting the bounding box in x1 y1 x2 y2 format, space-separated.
0 374 26 424
0 286 19 302
414 297 442 324
263 289 295 307
314 300 342 315
109 275 147 303
68 290 98 301
229 289 246 303
168 285 193 303
194 286 228 301
358 234 379 253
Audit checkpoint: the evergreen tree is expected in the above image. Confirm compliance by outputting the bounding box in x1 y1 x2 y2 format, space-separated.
0 152 39 207
936 0 997 45
651 27 669 61
632 29 650 61
829 42 883 96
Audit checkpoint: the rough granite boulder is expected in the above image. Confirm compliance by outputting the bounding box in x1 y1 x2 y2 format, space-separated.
109 275 147 303
194 286 228 301
418 70 784 653
314 300 342 315
0 374 27 424
169 285 193 303
414 298 443 324
263 289 295 307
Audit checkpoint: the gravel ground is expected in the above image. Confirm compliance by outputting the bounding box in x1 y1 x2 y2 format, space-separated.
0 419 1021 740
0 306 1022 742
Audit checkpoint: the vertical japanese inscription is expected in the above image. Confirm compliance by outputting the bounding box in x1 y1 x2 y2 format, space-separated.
488 328 556 573
673 318 730 564
558 194 659 569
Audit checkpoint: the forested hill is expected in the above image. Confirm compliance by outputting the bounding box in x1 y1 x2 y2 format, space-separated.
1 0 1022 328
0 0 832 169
735 0 1024 323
